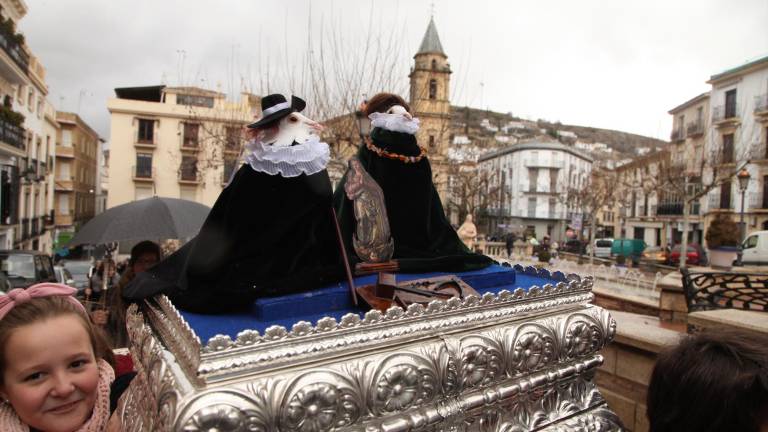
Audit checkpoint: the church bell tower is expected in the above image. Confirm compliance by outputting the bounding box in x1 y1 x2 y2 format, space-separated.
409 17 452 159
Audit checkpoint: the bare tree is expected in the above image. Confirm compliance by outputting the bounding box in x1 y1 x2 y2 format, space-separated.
567 169 620 264
656 117 760 269
446 163 504 227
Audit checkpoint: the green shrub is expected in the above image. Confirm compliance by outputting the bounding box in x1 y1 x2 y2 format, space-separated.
705 213 740 248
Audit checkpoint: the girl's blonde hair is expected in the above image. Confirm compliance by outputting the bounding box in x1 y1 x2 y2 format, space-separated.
0 296 114 383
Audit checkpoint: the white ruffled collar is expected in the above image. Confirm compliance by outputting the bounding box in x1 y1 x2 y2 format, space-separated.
244 135 330 178
369 112 420 135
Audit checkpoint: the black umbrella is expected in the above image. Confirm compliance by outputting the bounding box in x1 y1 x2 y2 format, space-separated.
66 197 211 246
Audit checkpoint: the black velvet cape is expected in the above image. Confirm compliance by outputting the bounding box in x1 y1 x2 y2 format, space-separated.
125 164 343 313
333 127 493 272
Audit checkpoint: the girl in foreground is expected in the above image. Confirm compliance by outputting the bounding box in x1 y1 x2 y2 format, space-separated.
0 283 122 431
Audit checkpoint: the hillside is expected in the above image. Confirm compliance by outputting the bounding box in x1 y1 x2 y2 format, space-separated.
448 106 668 159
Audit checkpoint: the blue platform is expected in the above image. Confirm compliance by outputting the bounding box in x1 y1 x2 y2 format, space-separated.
180 264 560 342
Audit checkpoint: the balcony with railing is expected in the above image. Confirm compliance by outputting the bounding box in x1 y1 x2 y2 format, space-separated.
670 128 685 142
686 121 705 138
708 193 732 210
523 158 564 169
755 94 768 117
0 115 25 152
132 165 155 182
0 20 29 78
712 103 740 127
748 192 768 211
656 202 701 216
178 168 202 184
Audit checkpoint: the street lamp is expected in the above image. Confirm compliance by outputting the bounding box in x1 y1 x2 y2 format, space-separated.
736 167 751 265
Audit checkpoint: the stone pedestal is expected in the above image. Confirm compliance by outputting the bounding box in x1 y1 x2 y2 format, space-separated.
595 311 683 432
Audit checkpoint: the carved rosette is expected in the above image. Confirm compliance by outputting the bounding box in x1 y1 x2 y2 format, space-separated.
373 354 438 414
459 335 504 390
280 371 362 432
507 324 557 375
562 314 604 360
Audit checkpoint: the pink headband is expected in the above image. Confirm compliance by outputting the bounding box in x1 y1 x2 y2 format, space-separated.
0 283 87 320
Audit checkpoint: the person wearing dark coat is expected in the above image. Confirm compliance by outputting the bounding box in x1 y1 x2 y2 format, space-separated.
124 95 343 313
333 93 492 273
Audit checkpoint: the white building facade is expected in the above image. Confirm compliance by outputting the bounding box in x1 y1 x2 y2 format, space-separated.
478 141 592 241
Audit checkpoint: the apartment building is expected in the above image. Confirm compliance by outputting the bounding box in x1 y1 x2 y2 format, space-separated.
659 92 710 245
106 86 259 209
53 111 99 247
614 150 669 248
703 55 768 237
478 140 593 241
0 0 29 249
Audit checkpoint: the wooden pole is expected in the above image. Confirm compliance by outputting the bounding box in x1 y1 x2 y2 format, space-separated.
331 208 358 306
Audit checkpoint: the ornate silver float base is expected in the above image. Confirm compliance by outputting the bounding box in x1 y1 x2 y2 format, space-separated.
117 268 622 431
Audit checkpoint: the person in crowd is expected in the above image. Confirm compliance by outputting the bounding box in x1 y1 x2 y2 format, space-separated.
105 241 161 348
86 260 120 304
647 328 768 432
505 232 517 258
0 283 133 431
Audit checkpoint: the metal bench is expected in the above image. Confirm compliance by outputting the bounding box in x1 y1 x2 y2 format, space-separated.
680 269 768 313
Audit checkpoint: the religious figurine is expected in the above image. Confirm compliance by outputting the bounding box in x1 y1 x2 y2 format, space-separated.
344 157 394 263
125 94 342 313
457 214 478 251
333 92 492 273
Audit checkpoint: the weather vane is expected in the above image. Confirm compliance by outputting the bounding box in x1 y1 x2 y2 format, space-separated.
430 2 435 18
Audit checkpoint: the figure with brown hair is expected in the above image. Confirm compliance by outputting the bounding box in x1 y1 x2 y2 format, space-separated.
333 92 492 273
647 328 768 432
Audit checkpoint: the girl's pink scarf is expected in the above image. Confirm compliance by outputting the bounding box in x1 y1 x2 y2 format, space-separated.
0 359 115 432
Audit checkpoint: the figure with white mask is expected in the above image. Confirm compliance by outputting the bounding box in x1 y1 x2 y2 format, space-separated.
333 93 492 273
125 94 343 313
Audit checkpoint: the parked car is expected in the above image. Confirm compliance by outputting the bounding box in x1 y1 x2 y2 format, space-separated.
741 230 768 265
667 243 707 266
54 265 76 287
561 239 587 254
641 246 668 265
60 259 94 296
590 238 613 258
0 250 57 291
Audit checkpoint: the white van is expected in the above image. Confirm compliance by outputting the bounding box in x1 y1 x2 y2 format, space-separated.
741 230 768 265
592 238 614 258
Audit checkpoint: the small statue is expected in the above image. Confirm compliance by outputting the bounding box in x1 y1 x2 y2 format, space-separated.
344 157 394 263
457 214 478 250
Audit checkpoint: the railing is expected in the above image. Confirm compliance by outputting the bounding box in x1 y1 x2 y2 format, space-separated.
656 202 701 216
132 165 155 180
755 94 768 113
178 169 201 183
708 193 732 210
686 121 704 137
523 159 564 169
181 138 199 150
670 129 685 142
0 117 25 150
749 192 768 209
681 269 768 312
0 25 29 72
712 104 739 123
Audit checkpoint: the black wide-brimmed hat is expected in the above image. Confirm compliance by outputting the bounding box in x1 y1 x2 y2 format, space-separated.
247 94 306 129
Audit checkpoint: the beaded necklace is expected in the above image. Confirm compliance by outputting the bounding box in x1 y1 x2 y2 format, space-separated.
365 137 426 164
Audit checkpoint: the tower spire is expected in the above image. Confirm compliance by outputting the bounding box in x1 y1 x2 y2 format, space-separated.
417 16 445 56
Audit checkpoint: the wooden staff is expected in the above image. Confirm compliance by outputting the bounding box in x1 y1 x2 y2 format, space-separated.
331 207 358 306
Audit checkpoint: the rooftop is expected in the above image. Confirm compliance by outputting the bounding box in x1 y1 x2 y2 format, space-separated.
708 54 768 83
668 92 709 114
416 17 445 56
478 140 593 163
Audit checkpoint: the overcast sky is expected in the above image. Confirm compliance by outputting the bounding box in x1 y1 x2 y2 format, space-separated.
20 0 768 141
